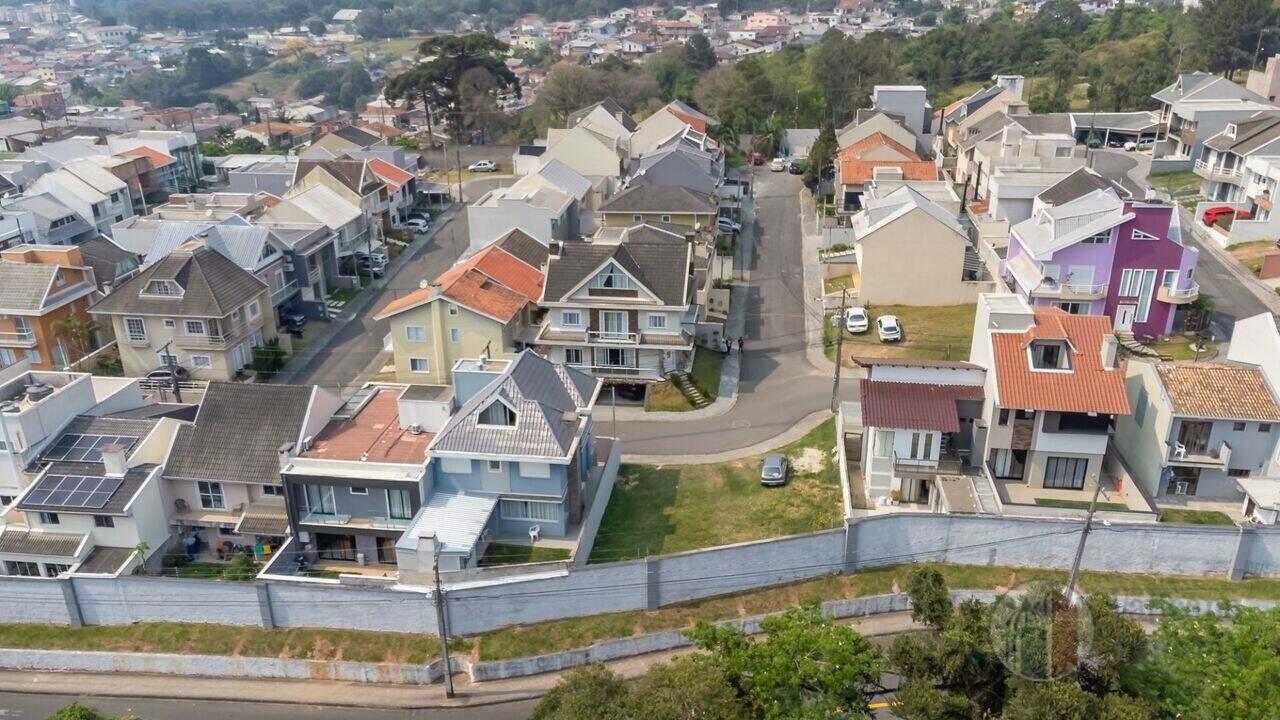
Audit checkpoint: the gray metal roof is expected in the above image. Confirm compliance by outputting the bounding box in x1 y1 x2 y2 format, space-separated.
1037 168 1121 206
143 221 279 272
77 545 135 574
163 382 313 485
78 236 140 289
543 233 691 306
568 97 637 132
1203 113 1280 155
492 228 549 269
598 184 717 215
1069 112 1159 133
89 243 268 319
430 350 598 460
398 491 497 554
0 527 83 557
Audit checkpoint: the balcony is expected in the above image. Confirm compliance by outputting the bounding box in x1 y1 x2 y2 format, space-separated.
271 280 299 305
588 329 638 344
1167 440 1231 468
537 323 588 343
641 330 694 347
174 319 261 350
893 453 964 477
1030 280 1109 302
301 511 352 526
585 364 662 380
1157 282 1200 304
1194 159 1243 183
0 329 37 348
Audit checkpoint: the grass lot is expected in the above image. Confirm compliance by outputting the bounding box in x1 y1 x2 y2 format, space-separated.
212 60 302 103
0 622 466 664
823 275 856 294
826 304 976 365
171 561 260 581
1227 239 1274 277
346 36 428 65
646 350 726 412
1145 334 1217 361
480 544 570 566
588 419 842 563
1159 509 1236 525
474 561 1280 660
1148 170 1202 197
1034 498 1130 512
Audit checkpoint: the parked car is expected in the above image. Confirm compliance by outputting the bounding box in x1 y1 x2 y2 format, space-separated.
356 258 386 277
770 157 788 172
468 160 497 172
845 306 870 333
1203 206 1252 225
747 152 765 165
717 217 742 234
405 217 430 233
788 161 804 175
760 453 788 486
877 314 902 342
279 308 307 330
1123 141 1137 151
407 210 432 223
354 251 389 267
146 366 191 383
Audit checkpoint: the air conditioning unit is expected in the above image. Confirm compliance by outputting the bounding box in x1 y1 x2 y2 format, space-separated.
1173 481 1192 496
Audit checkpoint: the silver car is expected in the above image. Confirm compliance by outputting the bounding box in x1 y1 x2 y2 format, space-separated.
760 454 788 486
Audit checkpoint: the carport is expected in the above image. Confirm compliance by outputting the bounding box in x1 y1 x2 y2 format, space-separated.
1070 112 1161 146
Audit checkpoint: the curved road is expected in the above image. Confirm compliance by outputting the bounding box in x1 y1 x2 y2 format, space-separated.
612 170 853 456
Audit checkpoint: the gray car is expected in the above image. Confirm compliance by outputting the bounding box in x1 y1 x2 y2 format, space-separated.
760 454 788 486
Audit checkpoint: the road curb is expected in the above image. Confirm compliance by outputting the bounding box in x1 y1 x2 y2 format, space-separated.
621 409 833 465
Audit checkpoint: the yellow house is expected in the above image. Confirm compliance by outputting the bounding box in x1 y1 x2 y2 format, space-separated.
373 233 546 385
597 184 718 228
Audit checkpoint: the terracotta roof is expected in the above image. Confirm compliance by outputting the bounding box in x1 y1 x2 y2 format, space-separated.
373 244 543 322
860 380 983 432
1155 363 1280 421
368 157 413 191
117 145 175 167
853 357 981 370
837 133 934 186
990 308 1129 415
840 131 920 159
302 386 433 463
667 107 706 132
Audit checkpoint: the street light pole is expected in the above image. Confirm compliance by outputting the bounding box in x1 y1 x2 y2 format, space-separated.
830 288 847 413
431 542 455 698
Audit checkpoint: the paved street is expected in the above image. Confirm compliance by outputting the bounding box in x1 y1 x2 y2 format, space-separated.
611 169 851 456
284 177 511 393
0 692 536 720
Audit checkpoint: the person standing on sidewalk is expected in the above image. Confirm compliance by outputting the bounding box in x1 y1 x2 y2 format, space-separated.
737 336 745 354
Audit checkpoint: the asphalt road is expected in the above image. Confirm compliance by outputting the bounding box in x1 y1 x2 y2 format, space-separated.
285 177 511 392
611 169 851 456
0 692 537 720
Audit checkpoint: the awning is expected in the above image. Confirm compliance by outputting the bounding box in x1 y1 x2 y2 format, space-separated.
0 527 84 558
235 503 290 537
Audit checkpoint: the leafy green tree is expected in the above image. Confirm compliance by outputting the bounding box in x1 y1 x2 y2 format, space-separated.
624 657 746 720
407 34 518 140
688 601 887 719
48 703 120 720
306 18 326 36
1004 680 1154 720
530 664 629 720
906 566 954 629
894 681 976 720
804 121 837 187
1190 0 1276 77
683 33 718 72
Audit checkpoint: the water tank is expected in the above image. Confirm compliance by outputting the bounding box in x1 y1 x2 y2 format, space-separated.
24 383 53 402
0 400 19 413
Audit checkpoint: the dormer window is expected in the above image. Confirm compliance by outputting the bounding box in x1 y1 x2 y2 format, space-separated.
1030 340 1072 371
143 279 182 297
478 400 516 427
591 264 635 290
260 244 277 260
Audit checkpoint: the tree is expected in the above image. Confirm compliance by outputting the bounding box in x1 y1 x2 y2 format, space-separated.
906 565 953 629
804 121 837 187
48 704 120 720
1004 681 1154 720
623 657 746 720
530 664 629 720
683 33 718 72
283 38 307 60
384 65 444 148
688 602 887 719
405 34 518 141
52 315 100 363
1191 0 1276 77
894 681 976 720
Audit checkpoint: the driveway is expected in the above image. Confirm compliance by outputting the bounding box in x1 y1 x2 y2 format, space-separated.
610 169 852 456
279 176 512 392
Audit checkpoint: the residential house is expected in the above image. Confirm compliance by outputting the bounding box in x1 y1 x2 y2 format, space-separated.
115 145 180 195
467 180 577 254
261 183 371 261
870 85 933 155
367 158 415 226
1151 72 1274 162
105 130 201 193
516 159 598 231
536 224 696 390
292 158 387 226
374 230 547 385
1004 170 1199 339
955 120 1081 198
0 193 96 245
629 100 716 158
597 184 718 228
837 110 920 156
626 126 723 196
857 358 986 509
164 381 334 560
1068 112 1161 147
281 384 433 571
936 77 1027 156
77 236 140 295
1193 112 1280 203
540 123 627 181
225 157 299 196
969 295 1130 501
836 132 937 212
235 122 313 150
89 242 278 380
0 244 102 370
31 159 134 236
1115 360 1280 502
396 350 603 574
1 413 177 577
303 126 383 160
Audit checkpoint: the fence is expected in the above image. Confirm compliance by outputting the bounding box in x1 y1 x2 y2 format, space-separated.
4 514 1280 638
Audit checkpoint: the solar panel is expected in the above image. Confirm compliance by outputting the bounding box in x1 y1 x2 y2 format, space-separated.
24 474 123 509
43 434 139 463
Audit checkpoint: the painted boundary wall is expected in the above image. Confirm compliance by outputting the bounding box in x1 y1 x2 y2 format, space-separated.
3 514 1280 638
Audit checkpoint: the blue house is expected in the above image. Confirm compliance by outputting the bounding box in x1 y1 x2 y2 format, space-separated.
396 350 602 573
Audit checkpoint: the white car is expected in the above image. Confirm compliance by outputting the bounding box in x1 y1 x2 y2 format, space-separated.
405 218 430 233
844 307 869 333
717 217 742 233
468 160 497 172
770 157 787 172
877 315 902 342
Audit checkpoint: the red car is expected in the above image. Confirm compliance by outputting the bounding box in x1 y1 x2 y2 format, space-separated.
747 152 765 165
1203 206 1252 225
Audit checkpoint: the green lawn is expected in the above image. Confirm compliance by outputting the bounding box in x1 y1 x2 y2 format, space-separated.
1034 498 1130 512
329 287 361 304
645 350 726 412
1159 509 1236 525
588 419 843 563
1227 239 1274 277
1147 170 1202 197
826 304 976 365
479 544 570 566
171 561 260 581
823 275 856 294
1145 334 1217 361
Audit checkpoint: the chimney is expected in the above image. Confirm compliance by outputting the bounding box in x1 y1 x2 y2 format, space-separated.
548 239 562 256
427 281 442 299
1100 334 1119 371
100 444 127 477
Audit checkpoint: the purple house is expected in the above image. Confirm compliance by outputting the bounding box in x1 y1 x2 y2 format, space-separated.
1003 169 1199 339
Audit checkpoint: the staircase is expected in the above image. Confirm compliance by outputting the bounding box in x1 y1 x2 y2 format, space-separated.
668 371 711 409
1115 331 1168 360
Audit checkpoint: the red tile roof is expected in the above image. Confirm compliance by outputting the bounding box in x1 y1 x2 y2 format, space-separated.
367 157 413 192
667 107 706 133
837 132 936 186
840 132 919 159
302 387 432 463
117 145 176 168
860 380 983 432
990 308 1130 415
373 244 543 322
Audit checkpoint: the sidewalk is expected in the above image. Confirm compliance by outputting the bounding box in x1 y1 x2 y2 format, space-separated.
0 612 920 710
799 185 836 375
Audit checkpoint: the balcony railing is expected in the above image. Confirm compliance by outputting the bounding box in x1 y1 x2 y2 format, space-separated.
175 319 260 350
584 364 661 379
0 329 37 347
893 452 964 476
271 280 299 305
588 329 639 344
1195 159 1242 182
1030 280 1109 301
301 511 352 525
1167 440 1231 467
1157 282 1200 304
369 516 412 530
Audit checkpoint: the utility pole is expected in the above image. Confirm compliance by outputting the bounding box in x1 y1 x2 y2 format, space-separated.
431 542 456 698
830 288 847 413
1064 477 1105 604
455 145 464 204
159 340 182 403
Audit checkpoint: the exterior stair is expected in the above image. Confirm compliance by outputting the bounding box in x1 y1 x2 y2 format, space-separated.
1115 331 1168 360
669 371 710 409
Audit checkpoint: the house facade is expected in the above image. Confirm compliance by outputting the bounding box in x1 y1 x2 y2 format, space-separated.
0 244 102 371
597 184 718 228
1192 113 1280 203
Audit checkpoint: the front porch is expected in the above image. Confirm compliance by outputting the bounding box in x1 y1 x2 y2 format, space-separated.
993 474 1155 514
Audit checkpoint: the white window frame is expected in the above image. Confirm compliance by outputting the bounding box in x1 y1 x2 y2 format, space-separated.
125 317 147 342
500 498 561 522
647 313 667 330
260 484 282 497
198 481 226 510
660 214 672 223
1161 269 1177 289
564 347 585 366
561 310 582 327
184 320 205 336
1132 229 1158 241
409 357 430 373
163 319 175 328
248 299 261 320
487 459 503 472
447 303 460 316
190 354 212 369
405 325 427 342
349 486 368 495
